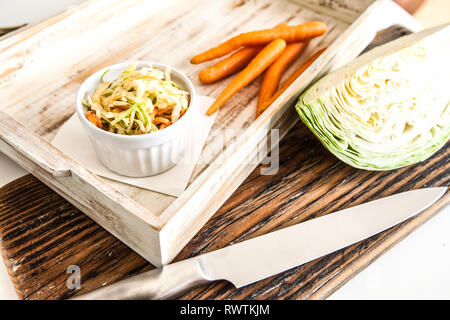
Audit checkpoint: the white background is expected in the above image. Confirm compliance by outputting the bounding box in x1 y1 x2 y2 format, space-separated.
0 0 449 300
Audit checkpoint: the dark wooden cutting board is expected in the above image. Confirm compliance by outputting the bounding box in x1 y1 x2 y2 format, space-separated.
0 121 448 300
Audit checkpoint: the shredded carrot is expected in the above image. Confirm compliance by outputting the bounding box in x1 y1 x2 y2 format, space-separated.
156 105 175 116
159 122 172 130
86 111 102 128
153 117 171 125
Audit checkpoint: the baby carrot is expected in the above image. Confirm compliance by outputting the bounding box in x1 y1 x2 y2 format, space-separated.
256 40 309 115
198 46 262 84
191 21 326 64
153 117 171 125
198 23 288 84
279 47 326 92
206 39 287 116
256 47 326 117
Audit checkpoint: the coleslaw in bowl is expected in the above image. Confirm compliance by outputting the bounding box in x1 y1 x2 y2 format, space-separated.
76 61 196 177
82 62 190 135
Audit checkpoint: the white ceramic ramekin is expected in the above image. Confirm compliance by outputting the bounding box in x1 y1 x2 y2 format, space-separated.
76 61 196 177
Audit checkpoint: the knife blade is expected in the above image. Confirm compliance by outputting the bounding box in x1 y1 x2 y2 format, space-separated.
73 187 446 300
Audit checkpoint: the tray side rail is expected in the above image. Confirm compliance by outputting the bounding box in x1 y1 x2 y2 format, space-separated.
0 110 165 266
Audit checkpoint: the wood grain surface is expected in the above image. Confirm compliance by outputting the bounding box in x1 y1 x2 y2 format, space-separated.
0 122 448 300
0 0 359 266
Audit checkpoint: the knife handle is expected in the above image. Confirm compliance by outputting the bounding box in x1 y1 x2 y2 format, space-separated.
71 258 210 300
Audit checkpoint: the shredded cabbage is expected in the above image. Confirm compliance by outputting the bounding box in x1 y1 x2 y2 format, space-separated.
82 62 189 135
296 27 450 170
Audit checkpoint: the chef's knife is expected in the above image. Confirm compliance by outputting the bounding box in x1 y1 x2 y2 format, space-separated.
73 187 446 300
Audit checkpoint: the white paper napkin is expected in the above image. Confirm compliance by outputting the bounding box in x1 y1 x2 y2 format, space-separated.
52 95 216 197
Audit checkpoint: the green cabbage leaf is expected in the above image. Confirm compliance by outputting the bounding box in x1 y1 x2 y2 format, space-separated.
296 25 450 170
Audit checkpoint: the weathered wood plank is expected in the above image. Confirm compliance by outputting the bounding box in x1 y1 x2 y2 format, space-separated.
0 123 448 300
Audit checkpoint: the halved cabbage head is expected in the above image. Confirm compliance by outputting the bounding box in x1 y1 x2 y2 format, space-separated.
296 25 450 170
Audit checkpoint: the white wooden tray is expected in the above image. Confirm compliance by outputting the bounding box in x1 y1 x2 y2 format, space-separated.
0 0 421 266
